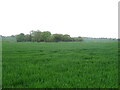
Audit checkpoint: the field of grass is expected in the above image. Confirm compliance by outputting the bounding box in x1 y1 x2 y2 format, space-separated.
2 40 118 88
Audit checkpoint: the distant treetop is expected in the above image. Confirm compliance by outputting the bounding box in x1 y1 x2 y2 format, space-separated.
16 30 83 42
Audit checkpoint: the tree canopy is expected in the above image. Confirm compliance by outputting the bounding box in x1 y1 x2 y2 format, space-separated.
16 30 83 42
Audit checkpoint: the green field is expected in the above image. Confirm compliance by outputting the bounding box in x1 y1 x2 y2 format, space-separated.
2 40 118 88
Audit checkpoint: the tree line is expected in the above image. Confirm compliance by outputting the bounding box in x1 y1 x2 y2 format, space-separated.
16 30 83 42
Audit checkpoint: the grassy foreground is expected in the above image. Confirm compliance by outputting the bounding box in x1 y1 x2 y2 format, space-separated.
2 40 118 88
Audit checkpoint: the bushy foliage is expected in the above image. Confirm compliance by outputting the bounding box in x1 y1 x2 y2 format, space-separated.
16 30 83 42
16 33 25 42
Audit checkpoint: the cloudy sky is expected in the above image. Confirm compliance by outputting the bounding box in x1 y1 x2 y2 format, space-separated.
0 0 119 38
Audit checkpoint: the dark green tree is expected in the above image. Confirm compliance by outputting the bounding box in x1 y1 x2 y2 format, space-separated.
31 30 42 42
62 34 72 41
25 34 31 41
16 33 25 42
52 34 64 42
41 31 51 42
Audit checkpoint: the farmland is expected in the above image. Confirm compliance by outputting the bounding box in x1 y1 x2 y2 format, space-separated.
2 39 118 88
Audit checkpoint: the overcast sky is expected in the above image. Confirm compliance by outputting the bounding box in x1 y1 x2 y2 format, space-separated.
0 0 119 38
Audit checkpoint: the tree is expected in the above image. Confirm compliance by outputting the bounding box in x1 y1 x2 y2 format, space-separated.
15 30 83 42
77 36 83 41
31 30 42 42
16 33 25 42
25 34 31 41
52 34 64 42
71 36 83 42
62 34 72 41
11 35 15 37
41 31 51 42
30 30 51 42
46 35 54 42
